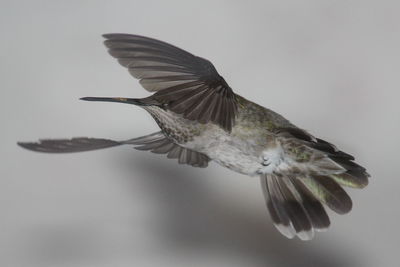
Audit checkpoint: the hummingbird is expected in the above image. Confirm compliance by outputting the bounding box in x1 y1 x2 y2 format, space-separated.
18 34 369 240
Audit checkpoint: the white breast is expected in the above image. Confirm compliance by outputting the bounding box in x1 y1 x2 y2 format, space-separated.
184 130 283 176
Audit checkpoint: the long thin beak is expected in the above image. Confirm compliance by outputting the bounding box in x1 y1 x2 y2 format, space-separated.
80 97 141 105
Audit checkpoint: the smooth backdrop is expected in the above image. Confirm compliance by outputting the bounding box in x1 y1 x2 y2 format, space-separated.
1 1 399 266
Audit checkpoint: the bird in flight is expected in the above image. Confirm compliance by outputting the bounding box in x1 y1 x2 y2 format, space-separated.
19 34 369 240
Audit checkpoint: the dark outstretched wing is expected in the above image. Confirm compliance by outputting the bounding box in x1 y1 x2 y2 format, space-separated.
103 34 237 131
17 138 122 153
18 133 210 168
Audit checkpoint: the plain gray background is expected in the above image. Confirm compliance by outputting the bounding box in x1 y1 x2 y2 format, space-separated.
1 1 399 266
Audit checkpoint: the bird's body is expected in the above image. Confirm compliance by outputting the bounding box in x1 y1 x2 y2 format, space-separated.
144 95 292 176
19 34 369 240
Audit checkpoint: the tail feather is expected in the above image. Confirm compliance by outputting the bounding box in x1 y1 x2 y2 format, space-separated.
261 173 352 240
299 175 352 214
284 177 330 231
262 174 297 239
276 176 314 240
261 174 332 240
329 156 370 188
331 172 369 188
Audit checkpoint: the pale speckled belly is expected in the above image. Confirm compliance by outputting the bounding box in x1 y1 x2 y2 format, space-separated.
182 125 269 176
206 143 263 175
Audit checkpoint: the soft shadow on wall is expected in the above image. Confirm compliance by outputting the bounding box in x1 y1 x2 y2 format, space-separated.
115 152 366 267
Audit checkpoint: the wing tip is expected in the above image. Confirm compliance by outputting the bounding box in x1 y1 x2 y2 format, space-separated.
102 33 127 39
17 141 34 150
102 33 149 40
17 141 50 153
